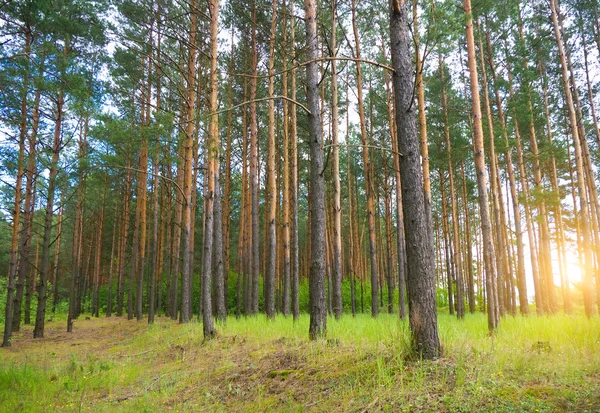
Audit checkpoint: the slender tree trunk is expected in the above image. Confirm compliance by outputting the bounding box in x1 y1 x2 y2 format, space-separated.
330 0 343 319
135 58 151 322
477 25 504 318
352 0 379 317
34 71 66 338
440 169 454 315
68 121 87 330
92 180 107 317
346 132 357 317
200 0 220 339
439 56 465 319
383 53 407 319
106 203 118 317
485 33 528 315
290 0 300 320
48 204 62 314
264 0 278 319
15 72 42 333
413 0 432 242
180 1 198 323
463 0 499 332
223 32 234 318
281 4 291 316
116 164 131 317
248 0 260 315
305 0 326 340
148 150 160 324
389 0 440 358
213 160 226 322
2 32 30 346
550 0 594 317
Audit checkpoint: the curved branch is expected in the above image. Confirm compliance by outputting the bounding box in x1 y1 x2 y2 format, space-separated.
212 95 311 116
229 56 394 80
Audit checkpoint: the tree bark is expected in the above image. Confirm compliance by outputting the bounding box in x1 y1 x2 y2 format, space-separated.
352 0 379 317
180 0 198 323
34 63 66 338
305 0 326 340
2 28 30 347
201 0 220 339
264 0 278 319
389 0 440 358
463 0 499 332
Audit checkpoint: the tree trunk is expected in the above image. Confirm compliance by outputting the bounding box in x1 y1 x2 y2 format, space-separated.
264 0 278 319
290 0 300 320
463 0 499 332
2 29 31 346
330 0 343 319
15 75 43 333
34 71 66 338
92 180 107 317
305 0 326 340
485 33 529 315
389 0 440 358
180 0 198 323
68 120 88 330
352 0 379 317
107 203 118 317
201 0 220 339
439 55 465 319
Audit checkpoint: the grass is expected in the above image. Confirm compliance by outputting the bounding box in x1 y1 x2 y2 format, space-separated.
1 311 600 412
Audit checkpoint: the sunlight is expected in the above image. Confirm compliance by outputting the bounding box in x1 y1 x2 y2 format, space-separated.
563 258 583 286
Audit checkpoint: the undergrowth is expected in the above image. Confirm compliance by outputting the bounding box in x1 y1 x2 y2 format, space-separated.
1 312 599 412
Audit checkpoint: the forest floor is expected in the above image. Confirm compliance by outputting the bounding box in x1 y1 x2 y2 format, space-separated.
1 312 600 412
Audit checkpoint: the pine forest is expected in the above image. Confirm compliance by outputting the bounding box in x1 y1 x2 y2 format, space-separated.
1 0 600 411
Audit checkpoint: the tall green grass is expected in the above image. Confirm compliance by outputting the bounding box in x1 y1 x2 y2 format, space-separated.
1 309 599 412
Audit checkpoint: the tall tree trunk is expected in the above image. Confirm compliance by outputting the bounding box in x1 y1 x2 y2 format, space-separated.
149 149 160 324
389 0 440 358
281 4 291 316
382 50 407 319
223 31 235 318
550 0 595 316
249 0 260 315
485 33 529 315
330 0 343 319
440 168 454 315
2 29 30 347
463 0 499 332
506 60 543 314
305 0 326 340
290 0 300 320
412 0 432 242
15 66 43 333
264 0 278 319
51 207 63 314
180 0 198 323
477 24 504 318
68 121 88 330
92 180 107 317
201 0 220 339
116 164 131 317
107 203 118 317
34 65 66 338
346 78 357 316
352 0 379 317
439 55 465 319
213 161 226 322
